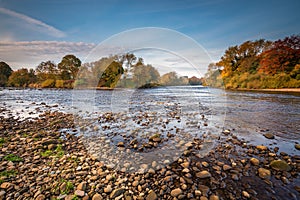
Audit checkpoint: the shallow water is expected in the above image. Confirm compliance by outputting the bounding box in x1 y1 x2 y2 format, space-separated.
0 86 299 156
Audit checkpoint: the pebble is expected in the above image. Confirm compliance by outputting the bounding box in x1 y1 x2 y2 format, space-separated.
242 191 250 198
258 168 271 180
263 133 275 139
256 145 268 151
110 188 125 198
92 193 103 200
196 170 212 179
146 190 157 200
74 190 85 197
295 144 300 150
170 188 182 197
250 158 260 166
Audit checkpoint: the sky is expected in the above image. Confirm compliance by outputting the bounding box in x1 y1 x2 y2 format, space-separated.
0 0 299 77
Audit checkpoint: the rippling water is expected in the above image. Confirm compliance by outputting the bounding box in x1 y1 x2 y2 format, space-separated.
0 86 299 155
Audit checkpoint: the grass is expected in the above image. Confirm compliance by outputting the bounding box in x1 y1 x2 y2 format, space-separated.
0 138 5 147
3 154 23 162
0 170 17 184
40 144 64 158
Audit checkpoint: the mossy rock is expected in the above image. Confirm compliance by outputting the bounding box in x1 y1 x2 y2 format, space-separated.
270 160 291 171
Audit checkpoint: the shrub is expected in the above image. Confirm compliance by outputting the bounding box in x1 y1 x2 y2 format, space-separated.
41 79 55 88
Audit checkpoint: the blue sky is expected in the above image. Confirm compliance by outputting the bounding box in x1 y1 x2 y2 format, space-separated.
0 0 299 76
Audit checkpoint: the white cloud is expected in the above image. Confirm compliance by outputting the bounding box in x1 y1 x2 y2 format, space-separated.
0 41 96 69
0 7 66 38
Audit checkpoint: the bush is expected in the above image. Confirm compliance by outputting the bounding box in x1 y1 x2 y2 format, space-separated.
55 80 64 88
41 79 55 88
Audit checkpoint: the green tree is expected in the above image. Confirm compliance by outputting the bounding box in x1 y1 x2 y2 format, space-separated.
36 61 58 82
58 55 82 80
160 71 180 86
98 61 124 88
132 63 160 88
0 61 13 86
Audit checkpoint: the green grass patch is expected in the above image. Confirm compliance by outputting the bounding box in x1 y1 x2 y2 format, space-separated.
40 144 64 158
0 170 17 177
3 154 23 162
0 138 5 147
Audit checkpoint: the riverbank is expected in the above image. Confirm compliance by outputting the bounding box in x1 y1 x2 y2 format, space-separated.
234 88 300 93
0 107 299 200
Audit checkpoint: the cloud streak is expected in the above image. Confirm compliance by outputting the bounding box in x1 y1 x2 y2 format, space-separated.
0 7 66 38
0 41 96 69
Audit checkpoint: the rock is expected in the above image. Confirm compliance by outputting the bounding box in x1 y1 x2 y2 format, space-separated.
294 185 300 193
196 170 211 179
223 164 232 171
195 190 201 196
132 181 139 187
117 142 124 147
35 194 46 200
92 193 103 200
0 182 11 189
198 185 210 196
258 168 271 180
77 182 87 191
295 144 300 150
223 129 231 135
263 133 275 139
209 195 219 200
256 145 268 151
250 158 260 166
104 185 112 193
110 188 125 198
242 191 250 198
270 160 291 171
170 188 182 197
75 190 85 197
146 190 157 200
0 190 5 198
202 161 209 167
181 162 190 168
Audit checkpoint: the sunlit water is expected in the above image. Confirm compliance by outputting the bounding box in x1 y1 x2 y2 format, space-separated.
0 86 299 157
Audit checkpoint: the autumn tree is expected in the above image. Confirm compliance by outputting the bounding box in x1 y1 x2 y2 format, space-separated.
8 68 36 87
0 61 13 86
58 54 82 80
259 35 300 75
217 39 271 77
160 71 180 86
188 76 202 85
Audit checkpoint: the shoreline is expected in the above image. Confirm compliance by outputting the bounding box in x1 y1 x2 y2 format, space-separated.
229 88 300 93
0 107 299 199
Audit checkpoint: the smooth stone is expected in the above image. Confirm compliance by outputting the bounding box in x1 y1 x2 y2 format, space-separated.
223 165 232 171
256 145 268 151
196 170 211 179
104 185 112 193
92 193 103 200
270 160 291 171
258 168 271 180
146 190 157 200
110 188 125 198
170 188 182 197
209 195 219 200
35 194 46 200
263 133 275 139
250 158 260 166
77 182 87 191
295 144 300 150
242 191 250 198
75 190 85 197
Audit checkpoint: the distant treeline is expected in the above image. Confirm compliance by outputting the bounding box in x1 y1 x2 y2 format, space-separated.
204 35 300 89
0 54 202 89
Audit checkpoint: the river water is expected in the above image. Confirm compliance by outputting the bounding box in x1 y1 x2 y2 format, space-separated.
0 86 299 157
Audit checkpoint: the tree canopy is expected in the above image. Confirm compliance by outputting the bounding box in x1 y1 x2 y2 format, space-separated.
0 61 13 86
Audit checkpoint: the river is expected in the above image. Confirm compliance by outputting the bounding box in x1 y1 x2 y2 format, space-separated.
0 86 299 157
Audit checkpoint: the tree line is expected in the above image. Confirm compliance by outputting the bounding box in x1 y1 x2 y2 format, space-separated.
204 35 300 89
0 54 202 89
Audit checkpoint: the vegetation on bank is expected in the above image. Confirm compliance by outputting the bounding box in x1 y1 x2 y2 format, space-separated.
204 35 300 89
0 54 202 89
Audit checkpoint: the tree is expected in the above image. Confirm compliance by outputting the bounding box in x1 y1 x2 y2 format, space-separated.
160 71 180 86
217 39 271 77
259 35 300 75
58 55 82 80
188 76 202 85
132 63 160 87
98 61 124 88
0 61 13 86
8 68 36 87
36 61 58 82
